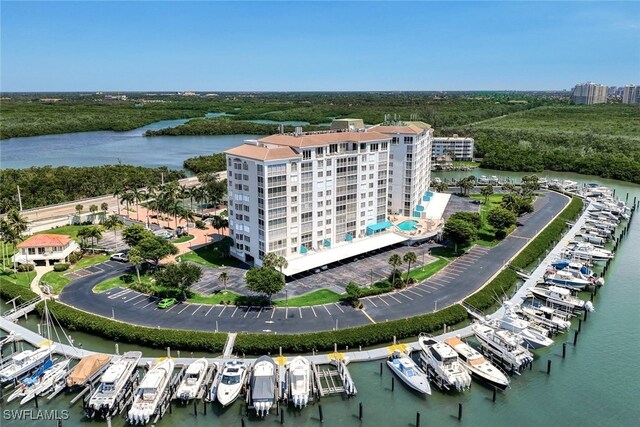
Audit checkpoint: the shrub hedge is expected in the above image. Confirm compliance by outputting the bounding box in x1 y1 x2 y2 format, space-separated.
233 304 468 354
463 269 519 311
38 301 227 353
17 264 35 272
0 278 39 304
53 263 70 272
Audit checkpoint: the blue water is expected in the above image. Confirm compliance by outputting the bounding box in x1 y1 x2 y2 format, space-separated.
246 119 311 126
398 220 418 231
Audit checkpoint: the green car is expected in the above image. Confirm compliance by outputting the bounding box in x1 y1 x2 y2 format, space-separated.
157 298 177 309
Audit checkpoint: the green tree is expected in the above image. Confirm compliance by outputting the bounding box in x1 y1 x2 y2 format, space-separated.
443 218 477 253
345 282 362 306
501 193 534 216
521 175 541 195
218 271 229 290
120 192 134 215
457 177 474 196
388 253 403 287
103 214 124 251
480 185 494 204
448 212 481 229
131 187 144 222
136 236 178 267
403 251 418 282
179 209 196 234
127 247 144 283
122 225 154 248
211 215 228 241
487 206 517 236
100 202 109 213
262 253 288 275
75 204 84 216
154 262 203 300
245 267 285 303
217 236 233 258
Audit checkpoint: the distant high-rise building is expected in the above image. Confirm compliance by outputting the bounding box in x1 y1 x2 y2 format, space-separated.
571 82 608 105
622 85 640 105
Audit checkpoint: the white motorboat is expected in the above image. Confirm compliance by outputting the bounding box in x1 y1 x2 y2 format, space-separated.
386 350 431 395
175 358 208 402
472 323 534 373
489 304 554 349
7 359 53 403
565 242 613 261
66 353 112 389
543 270 592 290
250 356 276 417
517 305 572 332
128 358 175 425
529 285 594 313
288 356 312 407
87 351 142 418
0 344 55 383
14 359 71 405
443 337 510 391
214 360 247 407
418 334 471 392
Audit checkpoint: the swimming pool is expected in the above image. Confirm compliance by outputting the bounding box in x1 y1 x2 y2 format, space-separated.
397 220 418 231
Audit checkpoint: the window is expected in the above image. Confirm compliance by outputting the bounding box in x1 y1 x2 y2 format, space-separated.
291 186 297 192
329 144 338 154
392 137 399 144
404 136 413 144
317 191 324 197
370 143 379 152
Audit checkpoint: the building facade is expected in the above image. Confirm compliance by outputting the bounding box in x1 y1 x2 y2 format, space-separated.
225 131 392 267
571 82 608 105
368 122 433 216
431 135 474 161
12 234 79 266
622 85 640 105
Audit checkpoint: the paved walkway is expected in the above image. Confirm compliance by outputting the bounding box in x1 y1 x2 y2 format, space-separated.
30 266 53 298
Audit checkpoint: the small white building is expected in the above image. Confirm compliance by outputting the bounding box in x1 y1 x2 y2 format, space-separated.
12 234 79 267
432 135 474 161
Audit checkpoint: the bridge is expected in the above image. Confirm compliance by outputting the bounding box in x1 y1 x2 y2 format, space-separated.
3 296 42 322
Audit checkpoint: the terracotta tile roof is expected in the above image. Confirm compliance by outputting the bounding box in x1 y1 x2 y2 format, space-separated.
225 144 300 161
17 234 72 248
258 131 390 148
368 121 432 135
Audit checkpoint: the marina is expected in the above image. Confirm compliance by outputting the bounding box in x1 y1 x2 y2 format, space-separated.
0 179 638 425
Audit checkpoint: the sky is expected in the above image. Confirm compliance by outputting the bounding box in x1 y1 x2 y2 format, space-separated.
1 1 638 91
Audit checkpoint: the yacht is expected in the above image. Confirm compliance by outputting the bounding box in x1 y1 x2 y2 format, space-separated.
67 353 112 389
529 285 594 313
551 259 598 279
489 305 554 349
250 356 277 417
472 323 534 373
566 242 613 261
418 334 471 392
386 350 431 395
0 344 55 383
443 337 510 391
11 359 71 405
87 351 142 418
128 358 175 425
543 270 592 290
288 356 312 407
517 305 572 333
214 360 247 407
176 358 209 403
7 359 53 402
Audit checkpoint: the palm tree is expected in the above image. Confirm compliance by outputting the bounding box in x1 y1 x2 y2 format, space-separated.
179 209 196 234
388 253 403 284
262 253 288 275
120 192 135 217
274 256 288 276
403 251 417 282
211 215 228 241
131 187 144 222
128 247 144 284
481 185 494 205
218 271 229 290
101 202 109 213
75 204 84 217
89 204 99 223
87 226 103 252
112 187 123 216
166 200 183 230
103 214 124 251
6 209 28 236
191 186 205 212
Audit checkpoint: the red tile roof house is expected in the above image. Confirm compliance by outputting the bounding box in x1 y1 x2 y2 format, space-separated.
12 234 79 267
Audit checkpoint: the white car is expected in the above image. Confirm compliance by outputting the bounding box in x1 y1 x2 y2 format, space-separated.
110 253 128 262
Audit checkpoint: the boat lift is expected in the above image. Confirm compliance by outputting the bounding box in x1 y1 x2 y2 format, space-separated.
311 359 357 398
82 364 140 419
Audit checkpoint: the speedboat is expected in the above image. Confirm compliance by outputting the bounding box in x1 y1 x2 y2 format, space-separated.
529 285 594 313
7 359 53 403
543 270 592 290
16 359 71 405
87 351 142 419
250 356 277 417
0 344 55 383
214 360 247 407
443 337 510 391
67 353 112 389
565 242 613 261
472 323 534 373
176 358 209 403
489 304 554 349
517 305 572 332
418 334 471 392
386 350 431 395
128 358 175 425
288 356 312 407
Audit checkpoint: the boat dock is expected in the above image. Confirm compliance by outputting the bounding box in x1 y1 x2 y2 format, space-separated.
2 297 42 322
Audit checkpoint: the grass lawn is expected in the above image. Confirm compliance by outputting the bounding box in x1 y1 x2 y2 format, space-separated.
188 290 241 305
93 272 154 293
171 234 195 244
470 193 505 247
405 258 449 282
178 242 242 268
42 254 110 294
452 161 480 168
273 289 344 307
1 243 17 269
0 269 36 288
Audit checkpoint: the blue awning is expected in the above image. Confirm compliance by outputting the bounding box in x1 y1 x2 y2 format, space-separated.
366 221 393 235
300 246 308 254
413 211 421 218
415 205 425 212
324 239 331 247
345 233 353 242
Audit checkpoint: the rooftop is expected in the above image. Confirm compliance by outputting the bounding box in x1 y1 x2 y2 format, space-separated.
17 234 72 248
225 143 299 161
368 121 432 135
258 131 390 148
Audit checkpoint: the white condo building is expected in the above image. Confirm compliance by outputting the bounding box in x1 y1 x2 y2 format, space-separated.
432 135 474 161
571 82 608 105
224 121 437 275
622 85 639 105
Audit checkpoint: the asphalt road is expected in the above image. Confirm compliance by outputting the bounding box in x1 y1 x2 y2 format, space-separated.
59 190 569 334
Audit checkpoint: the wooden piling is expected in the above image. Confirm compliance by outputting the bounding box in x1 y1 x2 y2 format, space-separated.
416 412 421 427
392 377 395 392
380 362 383 376
584 310 588 322
241 417 246 427
562 342 566 359
359 402 363 420
578 319 582 332
574 330 579 346
319 404 324 423
194 398 198 416
458 403 463 421
34 393 38 408
547 360 551 375
492 387 497 402
281 409 285 425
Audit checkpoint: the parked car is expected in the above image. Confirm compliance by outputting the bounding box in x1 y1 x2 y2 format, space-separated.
157 298 177 309
110 252 129 262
